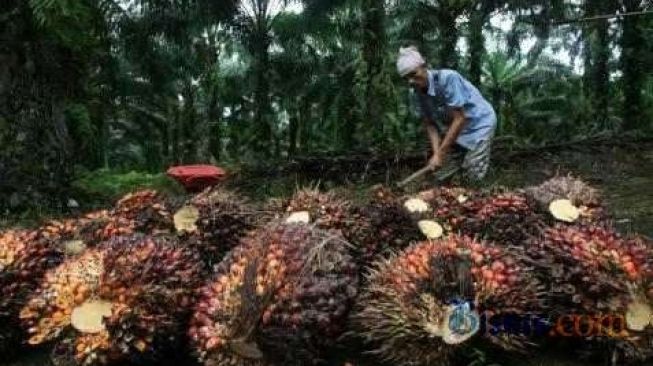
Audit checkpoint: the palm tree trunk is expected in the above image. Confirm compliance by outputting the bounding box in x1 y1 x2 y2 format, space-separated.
182 83 198 163
583 0 611 129
594 15 610 128
96 102 110 169
337 88 357 150
288 98 299 157
492 89 502 135
469 9 487 85
172 101 181 164
361 0 387 144
299 101 310 154
208 85 221 162
582 0 594 99
620 0 644 131
227 103 241 158
252 31 272 155
438 10 458 69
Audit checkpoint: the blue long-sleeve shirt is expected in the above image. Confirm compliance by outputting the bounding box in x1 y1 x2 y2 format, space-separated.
410 69 497 150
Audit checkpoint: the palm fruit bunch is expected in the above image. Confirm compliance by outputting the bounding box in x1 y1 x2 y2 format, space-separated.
189 222 358 366
283 187 352 231
616 234 653 363
524 175 608 226
456 191 546 246
173 187 264 267
281 187 375 262
20 235 204 366
347 185 423 263
527 225 653 363
100 190 174 239
419 186 545 246
350 234 545 366
414 186 482 229
37 210 111 255
0 229 64 357
626 235 653 298
527 224 633 315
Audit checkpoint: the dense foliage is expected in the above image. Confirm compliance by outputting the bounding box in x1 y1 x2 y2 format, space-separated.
1 0 652 214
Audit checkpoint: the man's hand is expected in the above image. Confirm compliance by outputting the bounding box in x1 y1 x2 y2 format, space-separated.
428 152 444 170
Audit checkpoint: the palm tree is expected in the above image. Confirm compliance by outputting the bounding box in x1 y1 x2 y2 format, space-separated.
620 0 648 130
233 0 294 157
482 52 577 140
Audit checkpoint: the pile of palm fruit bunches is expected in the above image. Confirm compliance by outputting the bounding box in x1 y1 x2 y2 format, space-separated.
1 174 652 366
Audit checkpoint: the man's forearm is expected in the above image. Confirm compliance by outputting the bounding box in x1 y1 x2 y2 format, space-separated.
423 118 440 153
438 110 466 154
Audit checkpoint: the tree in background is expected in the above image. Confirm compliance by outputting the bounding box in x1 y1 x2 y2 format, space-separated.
2 0 653 215
620 0 648 131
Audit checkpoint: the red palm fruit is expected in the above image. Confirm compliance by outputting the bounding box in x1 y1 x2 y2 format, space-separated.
284 187 352 232
528 224 632 315
346 185 422 264
20 235 204 366
36 210 111 254
417 185 480 222
175 187 265 267
189 222 358 366
526 224 653 363
350 235 545 366
100 190 174 240
424 187 545 247
622 235 653 286
0 229 64 357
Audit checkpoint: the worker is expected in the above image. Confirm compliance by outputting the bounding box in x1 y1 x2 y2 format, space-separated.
397 46 497 183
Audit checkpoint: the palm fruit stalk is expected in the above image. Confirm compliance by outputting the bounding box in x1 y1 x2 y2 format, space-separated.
350 235 545 366
100 190 174 239
189 222 358 366
174 187 266 267
524 175 609 226
524 224 653 363
0 229 64 357
20 235 204 366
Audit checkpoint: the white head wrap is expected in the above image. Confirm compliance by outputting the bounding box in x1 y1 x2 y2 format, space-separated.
396 46 425 76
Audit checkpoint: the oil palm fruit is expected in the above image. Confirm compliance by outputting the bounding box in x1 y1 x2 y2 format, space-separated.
20 235 203 366
100 190 174 239
526 224 653 363
0 229 64 357
173 187 263 267
189 222 358 366
524 175 608 225
350 235 545 366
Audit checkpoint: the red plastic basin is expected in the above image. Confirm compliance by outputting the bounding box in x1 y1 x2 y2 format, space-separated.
166 165 227 192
